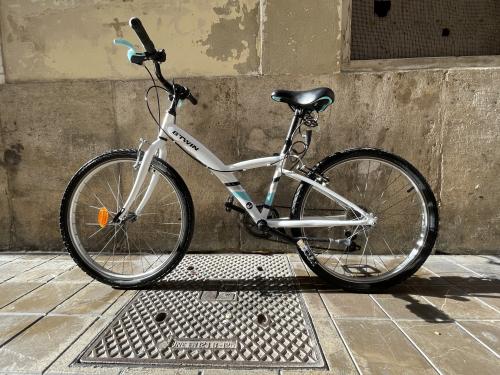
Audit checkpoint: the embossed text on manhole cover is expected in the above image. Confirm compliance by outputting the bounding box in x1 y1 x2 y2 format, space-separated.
76 255 325 369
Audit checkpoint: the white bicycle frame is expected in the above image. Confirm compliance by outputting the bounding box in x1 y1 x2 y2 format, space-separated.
118 107 376 229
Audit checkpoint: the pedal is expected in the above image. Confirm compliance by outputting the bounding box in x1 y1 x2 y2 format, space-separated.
224 196 245 213
296 239 318 266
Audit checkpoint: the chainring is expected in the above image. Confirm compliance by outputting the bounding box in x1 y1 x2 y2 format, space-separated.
241 205 281 239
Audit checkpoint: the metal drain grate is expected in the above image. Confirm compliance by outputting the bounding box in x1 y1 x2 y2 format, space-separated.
76 255 325 369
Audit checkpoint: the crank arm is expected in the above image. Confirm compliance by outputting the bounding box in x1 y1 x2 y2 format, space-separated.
224 201 245 214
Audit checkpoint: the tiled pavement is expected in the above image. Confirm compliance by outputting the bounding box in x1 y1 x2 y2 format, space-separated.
0 253 498 375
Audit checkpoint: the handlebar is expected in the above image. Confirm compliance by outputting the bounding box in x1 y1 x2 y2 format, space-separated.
129 17 156 53
186 93 197 105
127 17 198 106
152 62 197 105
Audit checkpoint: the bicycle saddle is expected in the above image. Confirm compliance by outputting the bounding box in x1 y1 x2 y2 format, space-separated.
271 87 334 112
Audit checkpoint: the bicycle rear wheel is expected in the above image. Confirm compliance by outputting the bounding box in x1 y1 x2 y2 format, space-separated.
290 148 438 291
60 149 194 288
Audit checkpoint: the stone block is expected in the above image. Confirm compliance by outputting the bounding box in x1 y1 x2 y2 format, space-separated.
0 315 40 347
399 321 500 374
336 319 436 374
0 315 94 374
327 70 444 191
0 281 43 308
0 81 116 251
439 69 500 252
1 281 85 313
262 0 340 75
53 283 123 315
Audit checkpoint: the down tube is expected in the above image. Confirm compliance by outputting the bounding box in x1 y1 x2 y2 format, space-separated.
164 125 231 172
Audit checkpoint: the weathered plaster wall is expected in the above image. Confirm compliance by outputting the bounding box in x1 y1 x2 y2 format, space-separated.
0 69 499 253
0 0 341 82
0 0 262 81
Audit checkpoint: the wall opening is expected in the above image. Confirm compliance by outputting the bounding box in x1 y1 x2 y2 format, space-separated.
350 0 500 60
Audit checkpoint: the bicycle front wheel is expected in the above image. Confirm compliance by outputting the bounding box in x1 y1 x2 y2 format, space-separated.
290 148 438 291
60 149 194 288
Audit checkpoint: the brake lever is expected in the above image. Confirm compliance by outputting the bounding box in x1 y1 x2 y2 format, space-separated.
113 38 146 65
113 38 135 50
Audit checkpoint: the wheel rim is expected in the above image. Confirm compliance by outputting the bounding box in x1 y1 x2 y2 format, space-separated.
299 156 429 284
68 158 185 282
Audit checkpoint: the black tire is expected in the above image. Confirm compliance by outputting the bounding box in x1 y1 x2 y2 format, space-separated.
60 149 194 288
290 148 438 292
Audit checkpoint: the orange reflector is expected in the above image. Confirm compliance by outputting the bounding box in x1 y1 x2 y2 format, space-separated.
97 207 109 228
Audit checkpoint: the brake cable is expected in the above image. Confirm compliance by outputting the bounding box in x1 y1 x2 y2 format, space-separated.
143 64 170 135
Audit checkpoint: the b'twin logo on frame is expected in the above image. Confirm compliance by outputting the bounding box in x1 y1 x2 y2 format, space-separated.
172 130 199 151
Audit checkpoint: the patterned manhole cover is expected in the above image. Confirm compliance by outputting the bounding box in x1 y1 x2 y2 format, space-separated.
76 255 325 369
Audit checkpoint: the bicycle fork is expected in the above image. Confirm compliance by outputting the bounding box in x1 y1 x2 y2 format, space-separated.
115 114 174 222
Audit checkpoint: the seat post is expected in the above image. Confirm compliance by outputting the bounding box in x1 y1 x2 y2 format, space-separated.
280 109 302 155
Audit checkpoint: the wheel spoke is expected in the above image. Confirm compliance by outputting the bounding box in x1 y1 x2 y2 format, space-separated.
298 154 432 284
66 156 187 282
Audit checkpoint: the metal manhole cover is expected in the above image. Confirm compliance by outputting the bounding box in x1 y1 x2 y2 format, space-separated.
76 255 325 369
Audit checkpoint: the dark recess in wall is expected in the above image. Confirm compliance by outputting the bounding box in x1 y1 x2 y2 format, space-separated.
352 0 500 60
374 0 391 18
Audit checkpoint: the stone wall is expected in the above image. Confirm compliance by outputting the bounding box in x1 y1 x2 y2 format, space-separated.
1 68 499 254
0 1 499 254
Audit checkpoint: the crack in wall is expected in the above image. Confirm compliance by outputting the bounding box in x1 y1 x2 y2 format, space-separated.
0 105 15 250
433 69 450 252
110 80 120 149
0 5 5 84
436 70 450 210
258 0 265 76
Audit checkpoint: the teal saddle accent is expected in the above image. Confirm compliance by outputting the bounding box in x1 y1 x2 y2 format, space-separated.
271 87 334 112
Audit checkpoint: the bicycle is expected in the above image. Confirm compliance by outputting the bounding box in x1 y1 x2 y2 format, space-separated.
60 18 438 292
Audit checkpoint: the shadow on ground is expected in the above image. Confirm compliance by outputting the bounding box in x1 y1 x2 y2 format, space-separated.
120 274 499 324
